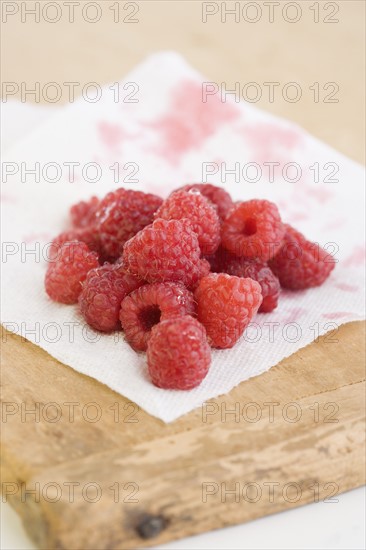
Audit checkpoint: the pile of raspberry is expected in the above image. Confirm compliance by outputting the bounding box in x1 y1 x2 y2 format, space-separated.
45 184 335 391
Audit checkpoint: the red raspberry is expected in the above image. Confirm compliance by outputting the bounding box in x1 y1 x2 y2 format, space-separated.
96 188 163 259
79 264 143 332
122 218 207 287
175 183 233 220
120 282 195 351
221 199 285 261
45 242 99 304
188 258 211 291
204 245 226 273
195 273 262 348
155 190 220 255
48 227 101 262
70 196 100 228
147 316 211 390
220 253 280 313
269 224 336 290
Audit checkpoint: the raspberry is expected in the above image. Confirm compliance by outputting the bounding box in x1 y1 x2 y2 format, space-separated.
147 316 211 390
96 188 163 259
122 218 206 287
70 196 100 228
188 258 211 291
269 224 335 290
204 245 226 273
79 264 143 332
48 227 101 262
221 199 285 261
198 258 211 278
219 253 280 313
120 282 195 351
195 273 262 348
45 242 99 304
155 190 220 255
175 183 233 220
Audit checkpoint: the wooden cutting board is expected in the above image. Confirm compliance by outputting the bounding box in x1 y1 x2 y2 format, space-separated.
1 2 365 548
1 322 365 549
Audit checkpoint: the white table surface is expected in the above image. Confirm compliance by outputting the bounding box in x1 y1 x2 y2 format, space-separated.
1 486 365 550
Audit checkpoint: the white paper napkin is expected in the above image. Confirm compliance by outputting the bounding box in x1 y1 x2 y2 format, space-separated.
1 52 365 422
1 100 58 154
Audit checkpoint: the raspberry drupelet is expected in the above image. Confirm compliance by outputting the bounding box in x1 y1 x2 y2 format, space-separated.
187 258 211 291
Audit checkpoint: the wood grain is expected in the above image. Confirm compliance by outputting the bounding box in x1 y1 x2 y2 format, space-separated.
1 322 365 549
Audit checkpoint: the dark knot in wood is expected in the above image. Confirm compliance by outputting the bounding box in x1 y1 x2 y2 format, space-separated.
136 514 168 539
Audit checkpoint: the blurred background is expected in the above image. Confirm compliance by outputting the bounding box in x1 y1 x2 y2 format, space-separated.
1 0 365 162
